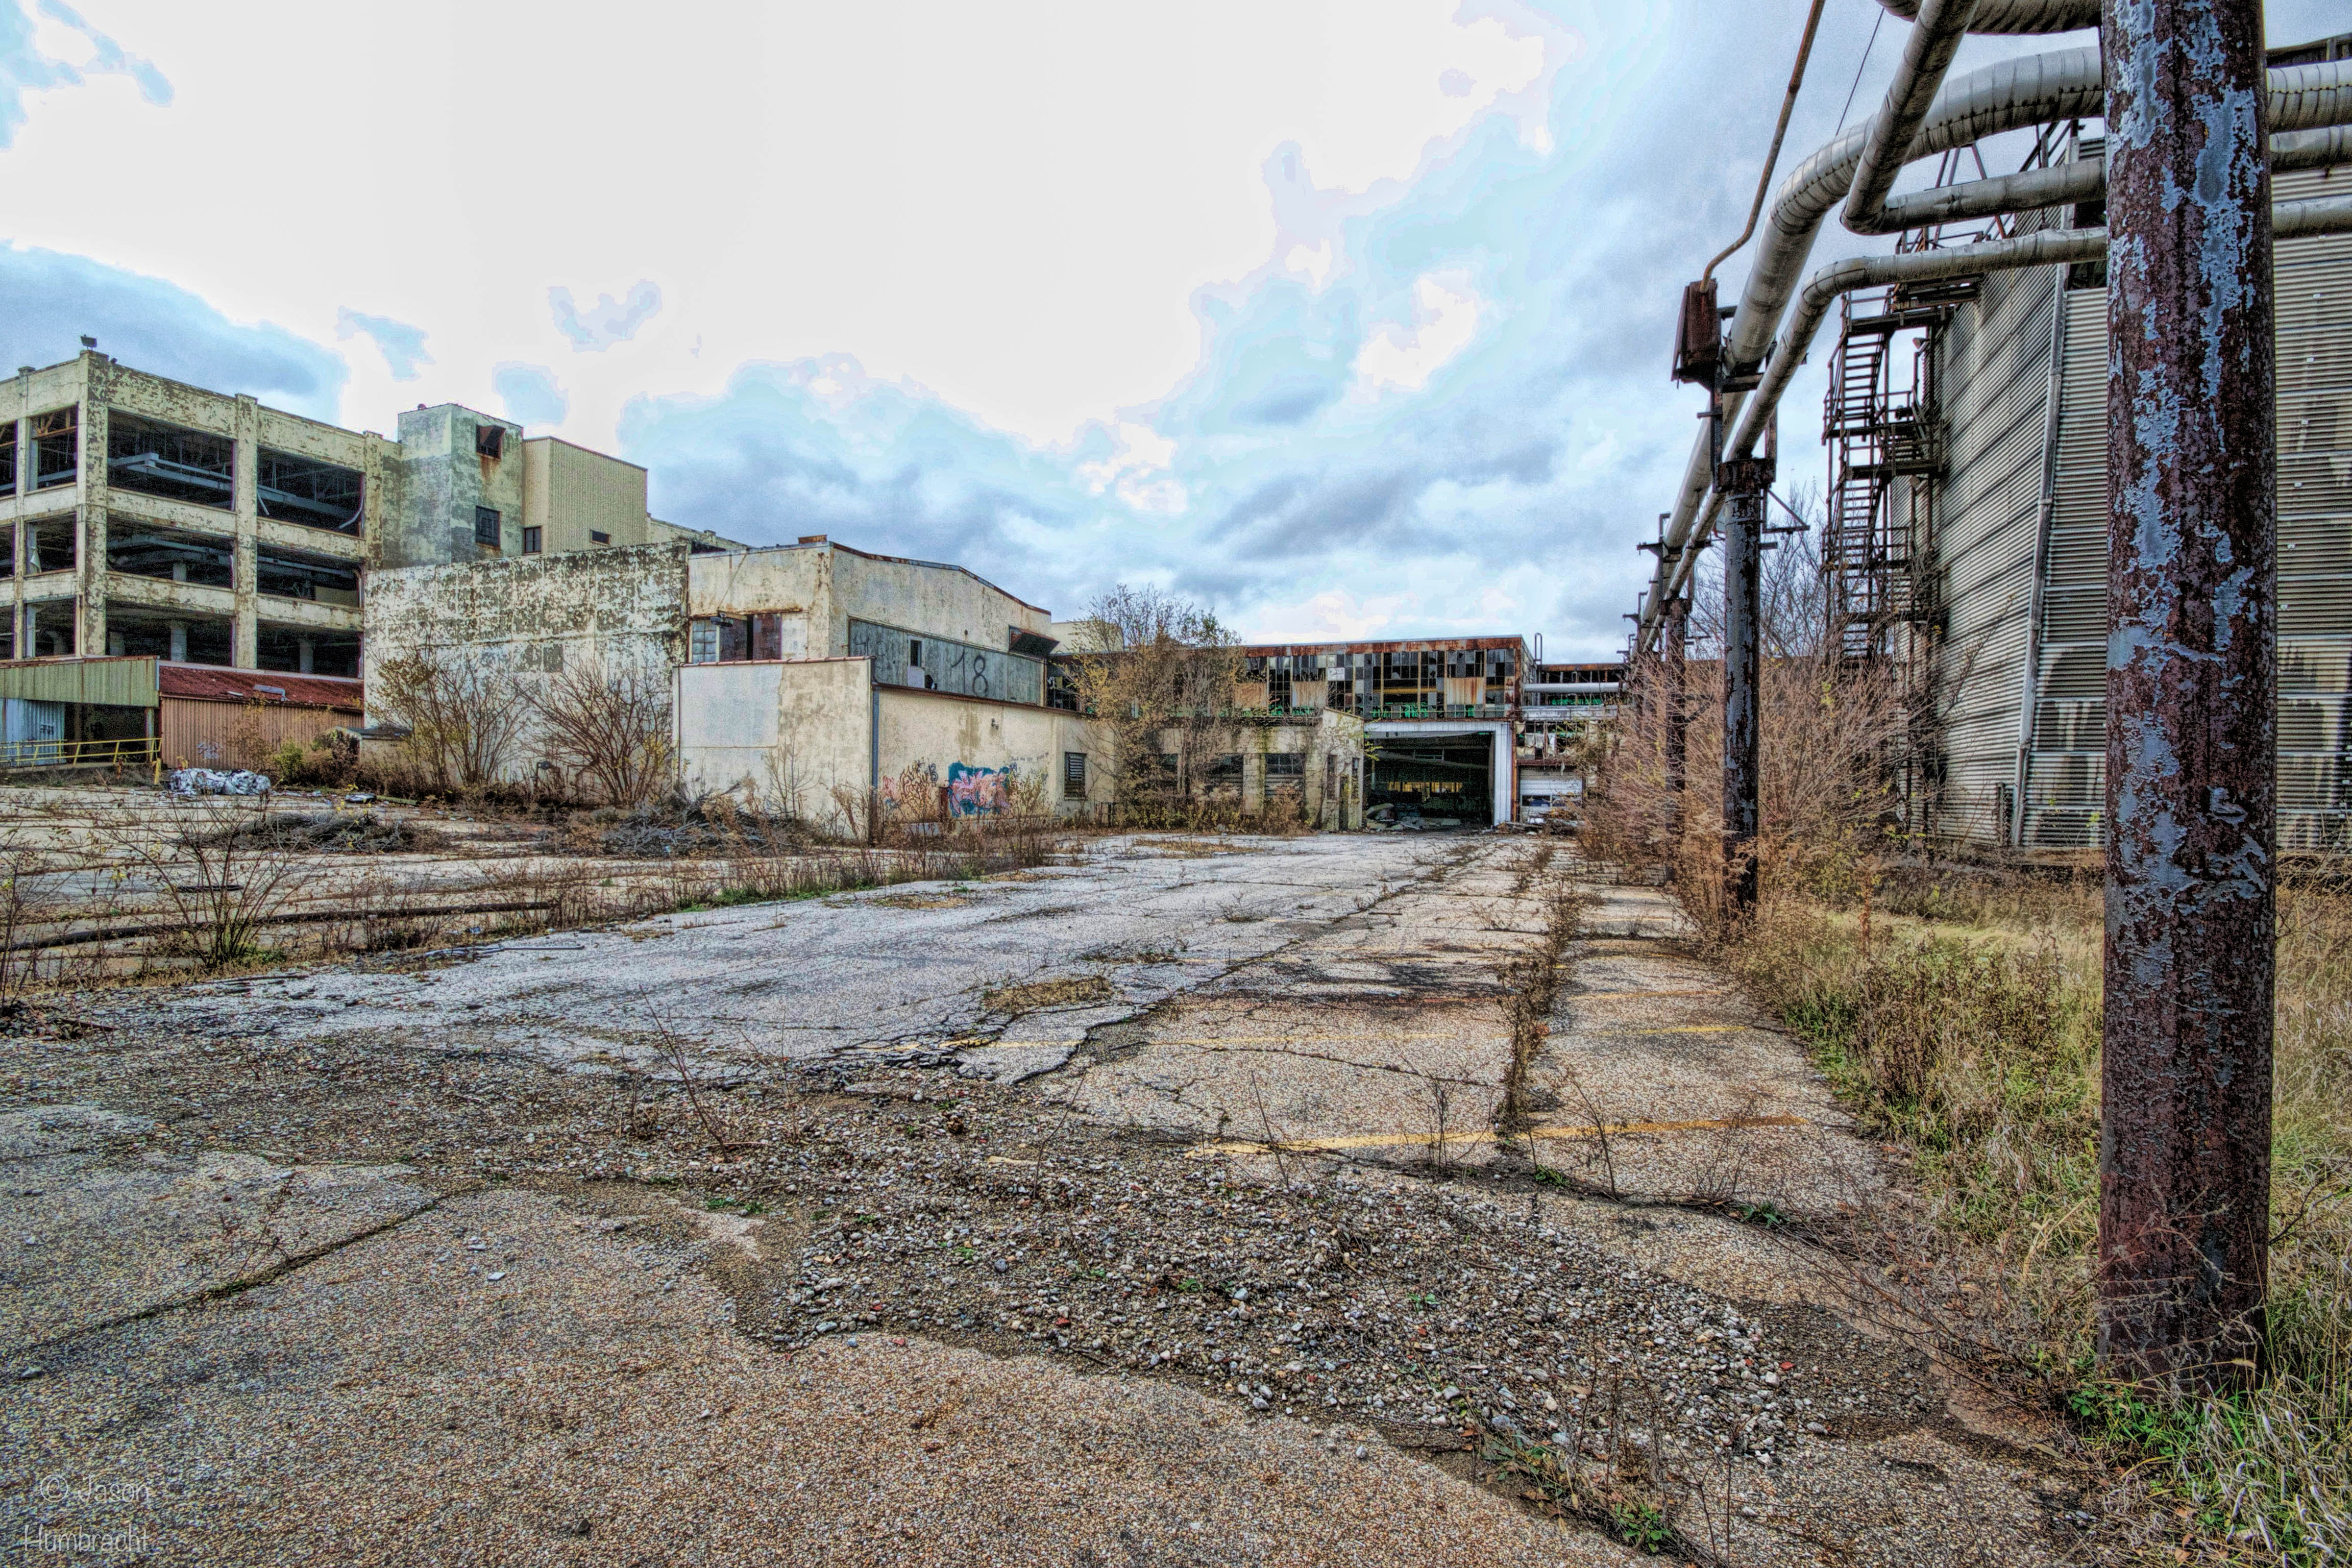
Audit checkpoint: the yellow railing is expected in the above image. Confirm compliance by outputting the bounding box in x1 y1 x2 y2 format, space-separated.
0 736 162 772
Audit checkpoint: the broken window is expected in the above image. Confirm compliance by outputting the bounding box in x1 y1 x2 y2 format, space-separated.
689 616 752 663
26 598 76 658
257 543 360 604
108 525 234 587
750 614 786 661
31 408 76 491
0 418 14 492
1203 753 1243 796
847 619 1043 705
522 526 543 554
26 517 75 574
476 424 506 459
108 410 235 509
1063 751 1087 800
257 622 360 678
257 448 363 532
689 619 721 664
1266 752 1304 777
0 522 12 577
474 506 502 548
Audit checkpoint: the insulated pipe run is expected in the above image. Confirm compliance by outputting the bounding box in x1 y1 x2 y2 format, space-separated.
1869 0 2100 29
1843 0 1986 236
1648 189 2352 617
1638 45 2352 649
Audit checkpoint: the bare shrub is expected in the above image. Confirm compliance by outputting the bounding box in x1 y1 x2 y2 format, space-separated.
368 650 533 797
1066 584 1244 817
534 656 675 806
90 797 305 970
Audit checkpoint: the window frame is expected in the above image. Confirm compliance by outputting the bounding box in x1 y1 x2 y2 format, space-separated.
473 506 503 548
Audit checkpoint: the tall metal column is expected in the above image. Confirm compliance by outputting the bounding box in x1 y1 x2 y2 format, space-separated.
2099 0 2275 1389
1663 592 1689 859
1718 458 1770 919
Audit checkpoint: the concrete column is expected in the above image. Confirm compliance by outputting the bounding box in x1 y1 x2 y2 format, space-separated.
1242 749 1265 813
167 621 187 663
297 637 315 674
232 394 259 669
77 357 106 659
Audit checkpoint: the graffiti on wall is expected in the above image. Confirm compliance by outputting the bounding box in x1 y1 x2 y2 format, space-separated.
880 762 939 817
946 762 1011 817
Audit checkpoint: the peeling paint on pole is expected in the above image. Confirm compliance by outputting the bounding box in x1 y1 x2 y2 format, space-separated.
2099 0 2275 1390
1718 459 1770 919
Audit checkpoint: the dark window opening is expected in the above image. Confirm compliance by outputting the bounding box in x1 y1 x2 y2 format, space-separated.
0 521 12 577
27 517 75 574
589 529 610 545
1063 751 1087 800
108 525 233 587
688 539 727 555
256 622 361 678
751 613 785 661
257 544 360 604
26 598 78 658
690 615 753 663
476 424 506 459
108 410 235 509
0 419 14 493
106 610 231 667
1204 753 1244 794
31 408 76 490
257 447 362 532
474 506 502 548
522 526 543 554
1266 752 1305 777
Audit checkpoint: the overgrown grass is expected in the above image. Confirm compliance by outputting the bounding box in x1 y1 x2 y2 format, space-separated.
1727 862 2352 1561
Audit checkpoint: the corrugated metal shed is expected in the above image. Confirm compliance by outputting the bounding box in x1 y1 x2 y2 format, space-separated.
157 665 363 711
0 656 158 708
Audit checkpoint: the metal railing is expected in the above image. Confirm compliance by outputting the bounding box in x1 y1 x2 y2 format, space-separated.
0 736 160 772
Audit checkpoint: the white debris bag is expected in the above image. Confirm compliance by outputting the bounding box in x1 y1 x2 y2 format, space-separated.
168 768 273 796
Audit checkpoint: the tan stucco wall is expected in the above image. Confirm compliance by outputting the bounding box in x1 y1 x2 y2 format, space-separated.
677 656 873 830
876 688 1100 817
686 542 1051 659
521 438 650 555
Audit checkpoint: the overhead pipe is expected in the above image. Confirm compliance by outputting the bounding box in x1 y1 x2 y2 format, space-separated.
1648 189 2352 617
1868 0 2100 29
1638 52 2352 647
1843 0 1988 237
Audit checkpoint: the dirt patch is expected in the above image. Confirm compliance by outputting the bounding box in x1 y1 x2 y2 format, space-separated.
199 810 449 855
986 975 1115 1015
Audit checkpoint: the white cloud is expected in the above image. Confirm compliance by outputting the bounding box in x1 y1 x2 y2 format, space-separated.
1354 274 1483 395
1075 420 1187 515
1247 589 1410 643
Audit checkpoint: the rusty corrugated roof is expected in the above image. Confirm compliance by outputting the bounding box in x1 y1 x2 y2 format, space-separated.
158 664 364 711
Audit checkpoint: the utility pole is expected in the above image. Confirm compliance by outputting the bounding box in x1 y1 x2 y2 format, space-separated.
1718 457 1770 920
2099 0 2275 1389
1663 591 1688 862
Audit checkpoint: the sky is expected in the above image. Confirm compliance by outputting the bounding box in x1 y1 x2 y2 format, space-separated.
0 1 2336 656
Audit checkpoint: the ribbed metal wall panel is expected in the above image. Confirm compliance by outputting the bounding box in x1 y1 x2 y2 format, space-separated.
1928 258 2061 843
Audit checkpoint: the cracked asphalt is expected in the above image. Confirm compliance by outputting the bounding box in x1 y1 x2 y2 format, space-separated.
0 830 2099 1565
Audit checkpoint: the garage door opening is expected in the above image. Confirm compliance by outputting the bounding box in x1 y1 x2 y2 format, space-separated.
1368 732 1494 827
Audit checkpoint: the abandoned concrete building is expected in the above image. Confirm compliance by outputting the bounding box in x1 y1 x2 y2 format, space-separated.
362 535 1369 829
1517 660 1623 819
0 349 738 683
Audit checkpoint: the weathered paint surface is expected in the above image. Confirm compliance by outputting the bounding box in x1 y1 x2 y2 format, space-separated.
677 656 872 828
689 541 1052 660
2098 0 2275 1388
1717 458 1769 916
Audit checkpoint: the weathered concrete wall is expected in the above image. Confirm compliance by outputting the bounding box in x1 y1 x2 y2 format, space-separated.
362 543 690 775
877 688 1099 817
1156 710 1367 828
687 541 1053 659
678 657 873 832
386 404 526 570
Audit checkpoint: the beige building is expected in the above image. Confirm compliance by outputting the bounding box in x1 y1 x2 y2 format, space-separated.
362 533 1367 831
1 349 739 684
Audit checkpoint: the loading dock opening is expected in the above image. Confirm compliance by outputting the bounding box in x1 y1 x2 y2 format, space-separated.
1363 720 1516 826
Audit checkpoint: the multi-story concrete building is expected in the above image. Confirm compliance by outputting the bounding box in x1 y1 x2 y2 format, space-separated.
1517 660 1622 820
0 349 740 685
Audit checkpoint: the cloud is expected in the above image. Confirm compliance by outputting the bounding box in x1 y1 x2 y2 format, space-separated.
494 362 567 427
0 0 169 149
0 243 342 421
549 281 663 352
335 307 431 381
1353 274 1483 395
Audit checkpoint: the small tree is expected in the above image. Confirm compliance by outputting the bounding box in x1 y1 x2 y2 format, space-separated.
534 656 675 806
370 650 533 796
1066 584 1243 818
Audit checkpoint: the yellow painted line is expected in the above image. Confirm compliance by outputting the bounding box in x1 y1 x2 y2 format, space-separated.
1189 1112 1805 1158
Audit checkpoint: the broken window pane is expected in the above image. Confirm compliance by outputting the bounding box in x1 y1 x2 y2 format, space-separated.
257 544 360 605
108 410 235 510
31 408 77 491
27 517 75 574
0 419 14 492
1063 751 1087 799
26 598 77 657
0 521 12 578
108 525 234 587
256 622 360 678
689 619 720 665
257 448 363 533
476 424 506 459
474 506 502 548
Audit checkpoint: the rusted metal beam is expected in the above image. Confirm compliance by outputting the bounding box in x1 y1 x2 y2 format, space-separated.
1718 458 1771 919
2098 0 2276 1391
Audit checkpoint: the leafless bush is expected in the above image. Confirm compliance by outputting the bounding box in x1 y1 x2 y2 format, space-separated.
368 649 533 797
92 797 305 970
534 656 675 807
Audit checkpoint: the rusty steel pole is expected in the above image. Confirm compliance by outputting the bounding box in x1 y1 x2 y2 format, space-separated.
1663 592 1689 860
2099 0 2276 1389
1718 458 1771 920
